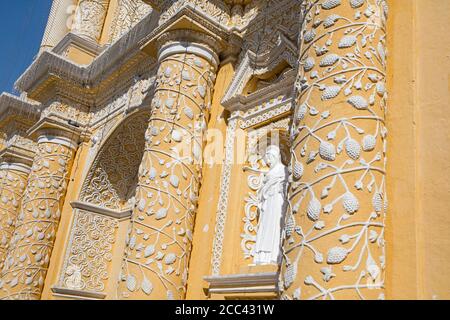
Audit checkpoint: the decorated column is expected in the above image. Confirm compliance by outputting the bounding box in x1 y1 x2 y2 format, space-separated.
0 163 31 270
71 0 110 42
282 0 388 300
118 31 219 300
0 129 78 300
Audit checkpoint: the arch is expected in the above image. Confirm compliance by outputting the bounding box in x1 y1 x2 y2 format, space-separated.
79 110 151 210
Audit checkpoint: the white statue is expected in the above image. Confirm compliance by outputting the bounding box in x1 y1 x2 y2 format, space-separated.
253 145 288 265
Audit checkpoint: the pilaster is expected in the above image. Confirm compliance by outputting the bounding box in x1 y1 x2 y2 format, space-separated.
71 0 111 43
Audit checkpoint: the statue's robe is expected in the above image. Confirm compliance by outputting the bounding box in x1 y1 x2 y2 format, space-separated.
254 162 287 265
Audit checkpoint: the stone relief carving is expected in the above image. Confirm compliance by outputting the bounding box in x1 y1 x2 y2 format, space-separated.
211 116 237 275
109 0 153 43
72 0 110 42
241 0 302 55
118 48 216 300
159 0 231 26
90 76 155 127
41 101 90 127
0 169 28 270
59 210 118 292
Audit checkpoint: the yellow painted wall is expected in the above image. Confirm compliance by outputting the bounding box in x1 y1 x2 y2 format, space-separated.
386 0 450 300
185 61 235 299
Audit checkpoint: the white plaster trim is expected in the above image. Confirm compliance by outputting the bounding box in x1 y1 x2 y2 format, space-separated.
38 134 79 150
211 116 238 275
70 201 132 220
204 272 279 294
0 162 31 175
158 42 219 71
52 32 105 58
51 286 107 300
0 92 40 122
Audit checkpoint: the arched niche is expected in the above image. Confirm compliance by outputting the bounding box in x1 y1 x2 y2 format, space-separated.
79 110 151 211
242 125 291 262
54 110 151 297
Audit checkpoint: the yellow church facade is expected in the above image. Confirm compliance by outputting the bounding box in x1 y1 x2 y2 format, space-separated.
0 0 448 300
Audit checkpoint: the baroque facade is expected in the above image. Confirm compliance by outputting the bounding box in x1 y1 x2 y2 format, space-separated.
0 0 449 300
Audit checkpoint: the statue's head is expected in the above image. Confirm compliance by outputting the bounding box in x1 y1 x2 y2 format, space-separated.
264 145 282 168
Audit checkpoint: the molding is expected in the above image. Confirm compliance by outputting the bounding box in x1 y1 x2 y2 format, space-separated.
51 286 107 300
159 41 220 71
37 134 79 150
204 272 279 295
70 201 132 220
0 161 32 175
53 32 105 58
14 11 160 104
27 116 89 147
0 146 35 169
140 7 240 59
222 34 298 110
0 93 40 125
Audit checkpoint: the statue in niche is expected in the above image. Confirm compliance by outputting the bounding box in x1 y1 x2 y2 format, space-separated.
251 145 288 265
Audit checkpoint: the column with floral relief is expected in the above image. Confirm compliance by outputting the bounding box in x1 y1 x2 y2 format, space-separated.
118 31 219 300
0 162 31 270
282 0 388 300
0 130 78 300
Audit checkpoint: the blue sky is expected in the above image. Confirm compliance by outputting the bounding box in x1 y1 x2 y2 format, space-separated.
0 0 52 94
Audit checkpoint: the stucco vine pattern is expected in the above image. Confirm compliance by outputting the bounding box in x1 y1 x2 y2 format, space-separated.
72 0 110 41
0 141 74 300
110 0 152 43
281 0 388 300
118 48 216 300
0 168 28 270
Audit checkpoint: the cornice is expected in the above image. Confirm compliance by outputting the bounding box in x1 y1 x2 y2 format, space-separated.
71 201 132 220
0 93 41 127
53 33 105 58
140 4 242 60
222 34 298 111
13 0 260 106
0 144 35 169
14 12 160 105
27 116 90 147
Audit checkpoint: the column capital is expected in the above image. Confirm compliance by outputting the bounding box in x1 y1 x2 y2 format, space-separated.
140 2 242 64
0 162 32 175
0 141 36 171
27 116 87 150
157 30 221 71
